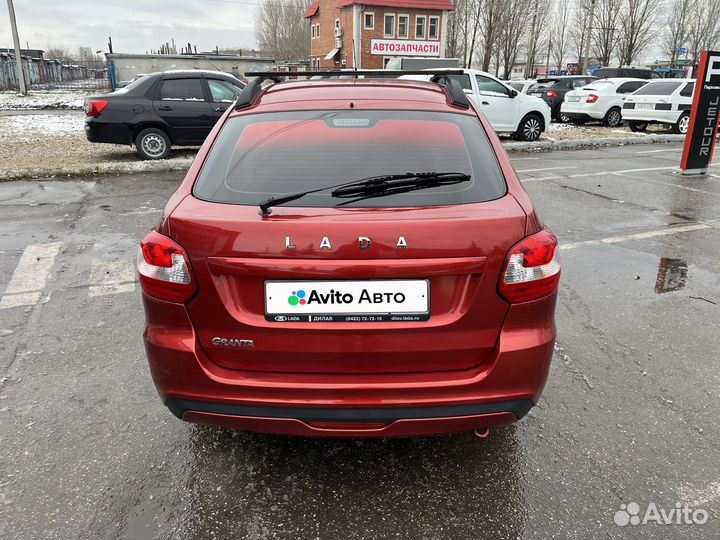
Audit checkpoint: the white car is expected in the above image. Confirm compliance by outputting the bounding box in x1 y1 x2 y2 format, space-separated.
401 69 551 141
621 79 695 134
560 78 648 127
506 79 536 94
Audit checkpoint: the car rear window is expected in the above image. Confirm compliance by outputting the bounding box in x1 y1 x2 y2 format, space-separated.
582 80 614 91
193 110 507 208
634 81 682 96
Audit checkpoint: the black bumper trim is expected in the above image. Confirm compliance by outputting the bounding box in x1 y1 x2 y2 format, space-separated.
562 112 596 121
166 398 533 423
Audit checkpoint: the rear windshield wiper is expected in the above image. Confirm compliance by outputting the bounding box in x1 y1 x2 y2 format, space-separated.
258 172 471 215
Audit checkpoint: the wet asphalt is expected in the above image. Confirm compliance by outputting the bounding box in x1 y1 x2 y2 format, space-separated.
0 142 719 539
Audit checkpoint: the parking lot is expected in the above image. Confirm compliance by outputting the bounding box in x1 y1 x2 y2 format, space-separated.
0 142 719 539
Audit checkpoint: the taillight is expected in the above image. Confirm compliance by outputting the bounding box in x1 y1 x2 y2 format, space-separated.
546 90 557 98
498 229 560 303
137 231 195 303
85 99 108 117
586 94 599 103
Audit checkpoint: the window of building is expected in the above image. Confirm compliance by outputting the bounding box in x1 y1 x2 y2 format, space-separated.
316 24 320 37
398 15 409 38
364 12 374 29
415 16 426 39
384 14 395 38
311 25 315 38
428 16 439 40
335 19 340 29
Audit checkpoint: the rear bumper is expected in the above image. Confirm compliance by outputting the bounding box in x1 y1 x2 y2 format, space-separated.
84 119 133 145
620 109 681 124
143 292 556 437
560 103 605 120
168 399 531 437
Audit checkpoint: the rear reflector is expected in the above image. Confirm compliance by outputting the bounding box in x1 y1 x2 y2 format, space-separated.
85 99 108 117
137 231 195 303
498 229 560 303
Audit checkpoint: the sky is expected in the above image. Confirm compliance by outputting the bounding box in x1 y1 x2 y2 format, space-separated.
0 0 259 55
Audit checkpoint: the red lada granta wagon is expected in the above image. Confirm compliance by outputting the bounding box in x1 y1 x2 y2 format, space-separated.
138 71 560 438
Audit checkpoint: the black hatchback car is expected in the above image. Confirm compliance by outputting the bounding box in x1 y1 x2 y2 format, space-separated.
528 75 597 121
85 70 245 159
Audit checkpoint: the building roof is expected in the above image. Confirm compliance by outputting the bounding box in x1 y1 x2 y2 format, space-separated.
335 0 453 10
304 1 319 17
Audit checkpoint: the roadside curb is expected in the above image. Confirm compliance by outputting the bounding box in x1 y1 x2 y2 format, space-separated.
0 158 194 182
0 134 686 182
504 133 685 153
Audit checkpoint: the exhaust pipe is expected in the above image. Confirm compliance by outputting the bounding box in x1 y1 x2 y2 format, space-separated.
473 427 491 439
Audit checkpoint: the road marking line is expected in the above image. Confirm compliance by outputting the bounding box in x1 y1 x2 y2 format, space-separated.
678 481 720 507
523 163 720 183
509 157 540 161
516 166 577 173
88 260 136 297
635 148 682 154
0 242 62 309
560 224 710 250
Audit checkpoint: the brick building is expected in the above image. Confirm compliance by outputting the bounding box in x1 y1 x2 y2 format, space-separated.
304 0 453 70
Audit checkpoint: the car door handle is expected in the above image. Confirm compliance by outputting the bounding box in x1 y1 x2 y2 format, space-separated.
158 105 173 111
481 101 490 106
214 107 226 112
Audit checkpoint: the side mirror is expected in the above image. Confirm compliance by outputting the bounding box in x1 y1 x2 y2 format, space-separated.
463 88 474 95
509 88 518 98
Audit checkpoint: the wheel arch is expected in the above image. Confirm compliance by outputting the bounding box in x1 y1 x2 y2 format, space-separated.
132 122 175 144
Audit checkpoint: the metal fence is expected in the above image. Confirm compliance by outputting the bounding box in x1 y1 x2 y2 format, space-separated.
0 58 112 91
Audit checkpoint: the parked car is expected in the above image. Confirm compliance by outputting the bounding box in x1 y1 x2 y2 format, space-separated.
560 78 648 127
137 71 560 438
622 78 695 134
528 75 597 121
505 79 536 94
84 70 246 159
402 69 551 141
591 67 660 80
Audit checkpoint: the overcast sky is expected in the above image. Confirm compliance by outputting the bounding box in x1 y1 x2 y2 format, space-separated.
0 0 259 54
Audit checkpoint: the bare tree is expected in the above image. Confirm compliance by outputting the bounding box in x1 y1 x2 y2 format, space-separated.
661 0 691 66
592 0 622 65
525 0 550 76
477 0 504 71
255 0 311 63
615 0 661 65
45 46 76 61
550 0 572 74
686 0 720 65
569 0 592 69
497 0 531 79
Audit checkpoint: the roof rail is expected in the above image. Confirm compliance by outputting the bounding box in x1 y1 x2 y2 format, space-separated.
235 73 283 109
239 70 471 110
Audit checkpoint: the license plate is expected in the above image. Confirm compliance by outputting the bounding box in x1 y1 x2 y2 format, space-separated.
566 96 580 102
636 103 654 110
264 280 430 322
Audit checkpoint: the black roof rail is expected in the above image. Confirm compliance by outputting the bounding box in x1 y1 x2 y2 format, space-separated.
234 72 283 110
240 70 471 110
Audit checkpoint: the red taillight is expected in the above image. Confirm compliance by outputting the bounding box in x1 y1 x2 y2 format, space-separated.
498 229 560 303
85 99 108 117
546 90 557 98
586 94 599 103
137 231 196 303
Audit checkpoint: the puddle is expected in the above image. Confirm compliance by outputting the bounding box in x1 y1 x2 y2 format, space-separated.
654 257 688 293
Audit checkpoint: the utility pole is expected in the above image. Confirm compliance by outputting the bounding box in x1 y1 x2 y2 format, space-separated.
581 0 596 75
7 0 27 94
